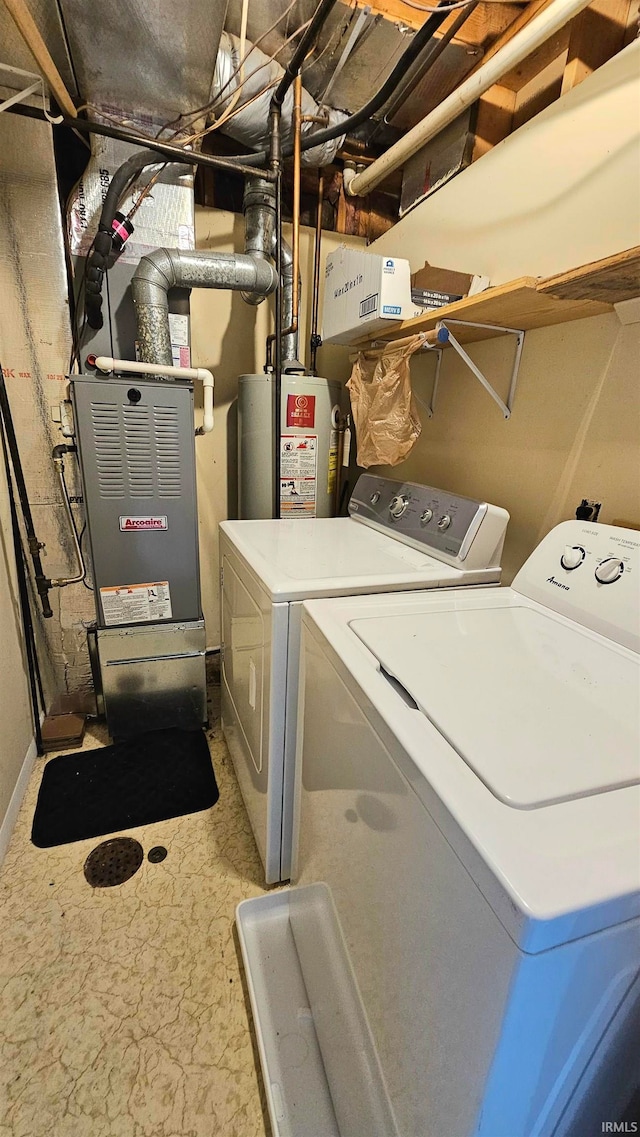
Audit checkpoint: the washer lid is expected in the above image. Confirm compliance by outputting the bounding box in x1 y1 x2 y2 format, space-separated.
351 605 640 807
220 518 493 599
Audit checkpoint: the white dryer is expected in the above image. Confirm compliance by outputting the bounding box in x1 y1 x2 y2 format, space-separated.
237 520 640 1137
220 473 509 883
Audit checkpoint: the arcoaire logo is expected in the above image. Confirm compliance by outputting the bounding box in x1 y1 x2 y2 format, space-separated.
119 516 168 532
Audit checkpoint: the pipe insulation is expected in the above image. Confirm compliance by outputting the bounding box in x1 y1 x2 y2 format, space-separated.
131 248 278 365
213 32 348 167
345 0 595 196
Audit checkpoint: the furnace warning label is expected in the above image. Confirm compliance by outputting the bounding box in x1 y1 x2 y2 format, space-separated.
100 581 172 626
280 434 317 517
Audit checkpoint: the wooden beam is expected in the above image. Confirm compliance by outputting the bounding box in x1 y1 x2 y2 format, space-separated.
561 0 631 93
538 246 640 304
466 0 556 74
355 0 524 45
472 84 516 160
499 26 570 89
1 0 77 117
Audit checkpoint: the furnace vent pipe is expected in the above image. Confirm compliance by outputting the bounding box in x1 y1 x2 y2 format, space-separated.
242 175 300 362
345 0 595 196
131 248 278 366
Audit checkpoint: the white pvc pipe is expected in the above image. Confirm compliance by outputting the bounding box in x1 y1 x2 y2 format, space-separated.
345 0 593 198
95 356 215 434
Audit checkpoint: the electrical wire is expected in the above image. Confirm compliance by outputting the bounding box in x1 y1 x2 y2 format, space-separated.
163 17 315 147
216 0 250 126
157 0 313 139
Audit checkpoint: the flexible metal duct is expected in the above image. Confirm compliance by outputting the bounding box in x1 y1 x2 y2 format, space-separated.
242 176 300 362
213 32 348 167
132 248 278 364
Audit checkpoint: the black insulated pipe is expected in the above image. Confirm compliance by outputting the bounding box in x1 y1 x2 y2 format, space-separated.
232 0 455 168
85 148 163 330
271 0 340 110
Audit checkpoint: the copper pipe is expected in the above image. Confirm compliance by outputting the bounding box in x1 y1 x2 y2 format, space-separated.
1 0 77 117
310 169 324 374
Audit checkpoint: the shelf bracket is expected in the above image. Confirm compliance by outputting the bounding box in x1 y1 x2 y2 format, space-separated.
0 64 63 121
413 341 443 418
435 319 525 419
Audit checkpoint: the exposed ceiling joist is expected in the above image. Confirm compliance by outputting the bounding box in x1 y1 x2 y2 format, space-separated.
354 0 525 43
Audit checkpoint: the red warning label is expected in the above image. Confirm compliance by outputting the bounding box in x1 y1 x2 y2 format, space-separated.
286 393 316 428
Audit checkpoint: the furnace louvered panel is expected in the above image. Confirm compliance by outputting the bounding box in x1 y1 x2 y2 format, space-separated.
154 405 182 497
73 376 201 624
123 404 154 498
90 402 125 498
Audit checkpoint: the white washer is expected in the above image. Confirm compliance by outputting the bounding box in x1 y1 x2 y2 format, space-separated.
237 520 640 1137
220 473 509 883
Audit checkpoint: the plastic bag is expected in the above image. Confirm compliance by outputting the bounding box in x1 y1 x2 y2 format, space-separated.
346 335 424 468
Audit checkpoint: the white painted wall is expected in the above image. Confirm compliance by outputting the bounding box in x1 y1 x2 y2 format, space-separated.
373 41 640 283
366 39 640 580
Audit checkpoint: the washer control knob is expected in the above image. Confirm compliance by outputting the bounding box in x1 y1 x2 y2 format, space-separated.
437 514 452 531
389 494 409 519
420 508 433 525
560 545 586 571
370 491 380 504
595 558 624 584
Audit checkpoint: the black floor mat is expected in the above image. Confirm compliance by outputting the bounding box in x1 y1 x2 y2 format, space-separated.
31 728 219 848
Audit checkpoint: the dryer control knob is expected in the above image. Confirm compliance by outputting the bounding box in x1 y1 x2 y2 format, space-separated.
437 514 452 531
389 494 409 519
370 492 380 504
560 545 585 570
595 558 624 584
421 509 433 524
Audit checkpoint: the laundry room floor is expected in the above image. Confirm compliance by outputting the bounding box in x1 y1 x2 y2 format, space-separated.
0 668 271 1137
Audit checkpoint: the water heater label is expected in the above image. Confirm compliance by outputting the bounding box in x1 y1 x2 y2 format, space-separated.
100 581 172 625
119 516 168 531
280 434 317 517
286 394 315 428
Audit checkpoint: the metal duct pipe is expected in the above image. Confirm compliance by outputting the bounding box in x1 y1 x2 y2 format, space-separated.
242 175 300 362
132 248 278 364
213 32 347 167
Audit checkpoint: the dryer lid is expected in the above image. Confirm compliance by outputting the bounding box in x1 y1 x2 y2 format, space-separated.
351 605 640 808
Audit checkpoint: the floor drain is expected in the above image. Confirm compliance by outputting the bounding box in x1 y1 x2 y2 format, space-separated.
148 846 167 863
84 838 144 888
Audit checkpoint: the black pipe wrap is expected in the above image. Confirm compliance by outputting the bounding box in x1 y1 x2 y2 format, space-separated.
236 1 452 169
84 149 169 329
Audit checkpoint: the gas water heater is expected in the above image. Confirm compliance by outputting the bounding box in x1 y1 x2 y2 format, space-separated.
238 372 342 519
71 374 206 740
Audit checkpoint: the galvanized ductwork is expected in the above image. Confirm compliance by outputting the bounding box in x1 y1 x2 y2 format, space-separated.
213 32 347 167
132 248 278 364
242 176 300 363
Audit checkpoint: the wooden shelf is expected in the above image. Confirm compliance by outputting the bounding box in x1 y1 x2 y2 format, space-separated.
354 245 640 348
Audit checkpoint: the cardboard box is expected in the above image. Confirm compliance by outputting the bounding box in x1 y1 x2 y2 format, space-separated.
322 247 413 345
410 261 490 312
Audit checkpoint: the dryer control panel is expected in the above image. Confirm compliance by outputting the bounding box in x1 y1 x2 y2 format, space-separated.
513 520 640 654
348 473 509 572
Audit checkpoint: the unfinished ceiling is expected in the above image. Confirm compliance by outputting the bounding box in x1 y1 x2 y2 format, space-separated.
0 0 636 228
